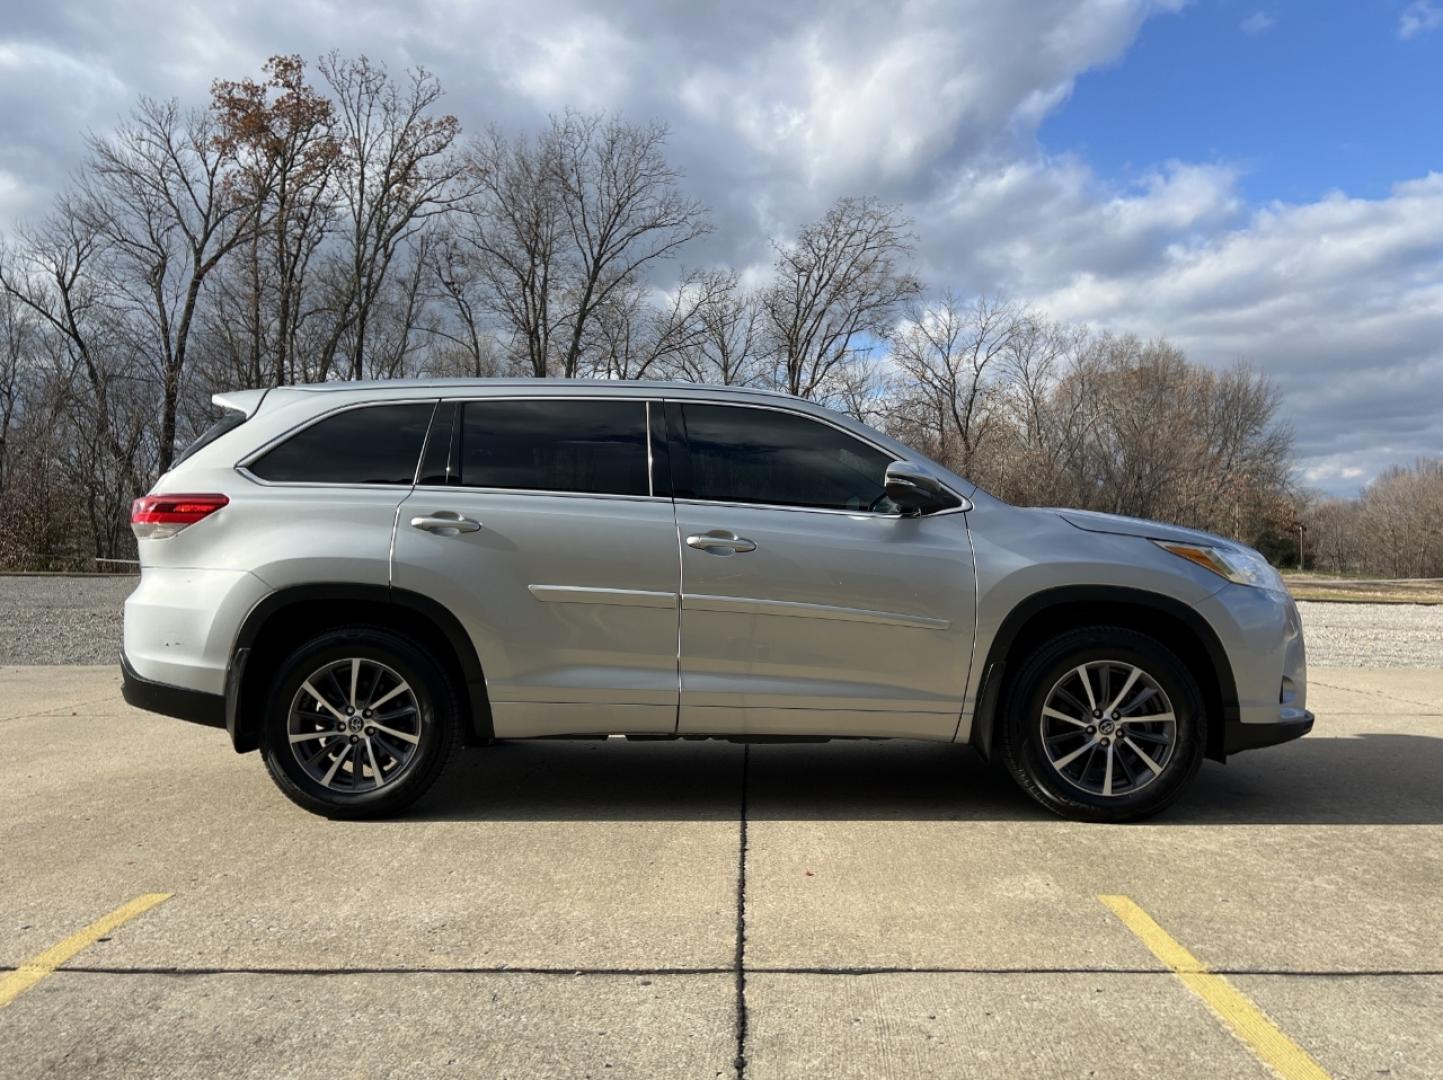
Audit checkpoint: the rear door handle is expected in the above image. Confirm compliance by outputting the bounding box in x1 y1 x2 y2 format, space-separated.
686 530 757 554
411 512 482 534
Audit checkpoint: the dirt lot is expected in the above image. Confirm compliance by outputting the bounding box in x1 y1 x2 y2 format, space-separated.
2 665 1442 1078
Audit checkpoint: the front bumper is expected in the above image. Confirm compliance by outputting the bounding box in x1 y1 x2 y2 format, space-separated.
1224 709 1314 754
120 651 226 729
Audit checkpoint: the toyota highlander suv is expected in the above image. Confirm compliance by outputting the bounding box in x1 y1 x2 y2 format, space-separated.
121 379 1312 821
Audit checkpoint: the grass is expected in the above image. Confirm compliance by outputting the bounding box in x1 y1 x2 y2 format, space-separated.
1282 573 1443 605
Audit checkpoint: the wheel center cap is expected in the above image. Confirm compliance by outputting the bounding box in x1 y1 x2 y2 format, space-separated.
1099 719 1116 735
349 717 364 733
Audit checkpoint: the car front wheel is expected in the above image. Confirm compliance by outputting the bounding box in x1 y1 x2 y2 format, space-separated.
260 627 461 818
999 626 1206 822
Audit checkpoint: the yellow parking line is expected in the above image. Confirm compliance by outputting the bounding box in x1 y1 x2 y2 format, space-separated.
0 893 171 1009
1100 895 1330 1080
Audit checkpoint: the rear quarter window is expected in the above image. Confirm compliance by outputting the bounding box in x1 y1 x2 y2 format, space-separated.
173 409 249 468
248 403 437 485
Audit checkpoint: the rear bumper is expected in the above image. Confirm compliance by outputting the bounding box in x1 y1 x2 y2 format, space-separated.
1224 709 1314 755
120 651 225 729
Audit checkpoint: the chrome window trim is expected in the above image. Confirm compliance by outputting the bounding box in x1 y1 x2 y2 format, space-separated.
235 471 421 491
645 400 655 499
674 496 905 519
663 396 972 518
423 486 667 504
412 400 456 487
235 397 442 489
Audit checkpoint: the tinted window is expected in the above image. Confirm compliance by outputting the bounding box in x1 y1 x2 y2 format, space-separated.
459 400 649 496
174 408 248 468
249 403 435 484
681 404 893 511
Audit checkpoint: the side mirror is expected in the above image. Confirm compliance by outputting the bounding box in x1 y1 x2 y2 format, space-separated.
884 461 960 516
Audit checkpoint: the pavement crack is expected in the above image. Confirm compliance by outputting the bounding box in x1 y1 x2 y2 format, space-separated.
734 743 751 1080
0 693 120 724
1308 676 1436 713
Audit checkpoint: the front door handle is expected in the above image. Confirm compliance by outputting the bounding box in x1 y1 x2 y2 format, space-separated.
686 530 757 554
411 512 482 534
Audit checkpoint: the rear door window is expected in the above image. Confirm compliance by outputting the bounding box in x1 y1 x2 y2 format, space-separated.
458 399 649 496
249 403 436 485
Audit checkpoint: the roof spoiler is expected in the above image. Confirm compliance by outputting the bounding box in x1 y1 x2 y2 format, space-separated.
212 388 271 417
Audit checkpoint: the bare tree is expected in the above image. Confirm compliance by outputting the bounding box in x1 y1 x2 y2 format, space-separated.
989 335 1294 539
0 376 81 569
762 196 920 401
551 113 711 377
0 291 36 493
1303 495 1361 574
586 270 724 381
675 269 763 386
456 113 710 378
889 294 1028 477
363 237 435 380
992 315 1089 506
79 97 266 471
424 232 502 377
453 124 565 376
316 54 464 380
1361 460 1443 576
0 206 145 499
1303 461 1443 578
211 54 339 387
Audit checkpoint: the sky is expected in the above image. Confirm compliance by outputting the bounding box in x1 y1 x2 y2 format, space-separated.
0 0 1440 495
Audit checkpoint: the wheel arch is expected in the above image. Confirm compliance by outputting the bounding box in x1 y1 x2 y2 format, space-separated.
968 585 1238 764
226 583 493 752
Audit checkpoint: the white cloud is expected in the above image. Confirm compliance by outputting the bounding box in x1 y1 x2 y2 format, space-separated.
1302 462 1366 483
1399 1 1443 39
666 0 1176 196
1240 10 1275 35
1010 174 1443 485
499 18 634 110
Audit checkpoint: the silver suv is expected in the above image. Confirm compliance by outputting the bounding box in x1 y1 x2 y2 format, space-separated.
121 380 1311 821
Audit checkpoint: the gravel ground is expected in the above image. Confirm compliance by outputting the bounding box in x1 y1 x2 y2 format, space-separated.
1294 600 1443 668
0 575 136 666
1 575 1439 668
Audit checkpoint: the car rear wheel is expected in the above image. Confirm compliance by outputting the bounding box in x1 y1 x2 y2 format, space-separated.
260 627 461 818
999 626 1206 822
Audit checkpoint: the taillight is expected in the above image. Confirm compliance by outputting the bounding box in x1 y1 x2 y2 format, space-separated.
131 493 230 540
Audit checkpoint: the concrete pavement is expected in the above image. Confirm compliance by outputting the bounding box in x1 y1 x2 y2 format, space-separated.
2 665 1441 1078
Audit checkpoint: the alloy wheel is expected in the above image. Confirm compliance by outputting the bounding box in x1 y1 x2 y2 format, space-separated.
287 658 422 792
1038 660 1177 798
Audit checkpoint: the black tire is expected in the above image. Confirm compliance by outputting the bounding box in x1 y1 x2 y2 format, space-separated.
998 626 1206 823
260 626 461 818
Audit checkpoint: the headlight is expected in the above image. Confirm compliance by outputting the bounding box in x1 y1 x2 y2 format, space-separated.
1153 541 1285 592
